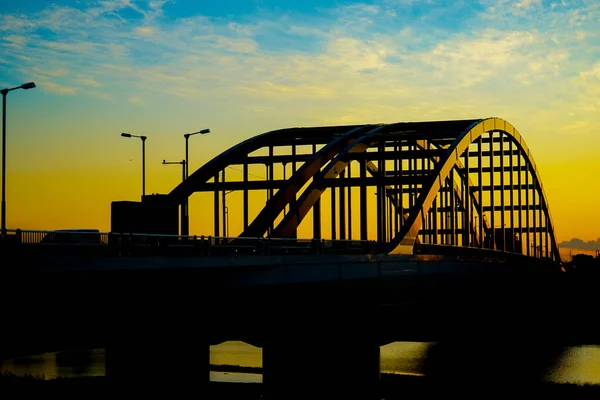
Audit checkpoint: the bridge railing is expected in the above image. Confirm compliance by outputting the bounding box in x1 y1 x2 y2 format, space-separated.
1 229 378 257
13 229 110 245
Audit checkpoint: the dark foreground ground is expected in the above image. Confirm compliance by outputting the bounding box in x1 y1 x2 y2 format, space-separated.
2 372 600 399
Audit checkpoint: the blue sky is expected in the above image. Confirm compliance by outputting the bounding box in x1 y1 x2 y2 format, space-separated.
1 0 600 242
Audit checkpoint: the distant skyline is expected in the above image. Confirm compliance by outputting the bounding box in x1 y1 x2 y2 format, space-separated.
1 0 599 242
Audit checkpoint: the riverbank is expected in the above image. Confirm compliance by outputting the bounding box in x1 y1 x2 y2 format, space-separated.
3 370 600 398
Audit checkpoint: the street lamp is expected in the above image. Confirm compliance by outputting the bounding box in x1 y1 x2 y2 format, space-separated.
1 81 36 237
121 132 147 198
184 128 210 178
163 159 186 236
182 128 210 237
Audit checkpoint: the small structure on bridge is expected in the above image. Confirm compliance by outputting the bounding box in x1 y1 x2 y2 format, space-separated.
111 194 178 235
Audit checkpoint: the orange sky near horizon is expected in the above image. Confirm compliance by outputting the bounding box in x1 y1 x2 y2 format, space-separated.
2 0 600 245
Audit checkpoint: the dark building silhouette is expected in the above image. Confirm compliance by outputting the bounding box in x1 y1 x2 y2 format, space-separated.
483 229 522 254
570 253 600 274
494 228 522 254
111 194 178 235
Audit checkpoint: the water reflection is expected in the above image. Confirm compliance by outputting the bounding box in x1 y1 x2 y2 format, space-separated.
1 342 600 385
0 349 105 380
210 341 262 383
210 341 262 369
546 346 600 384
380 342 429 376
210 371 262 383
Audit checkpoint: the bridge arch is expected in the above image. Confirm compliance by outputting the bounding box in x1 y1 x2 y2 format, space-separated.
168 118 559 262
387 117 559 261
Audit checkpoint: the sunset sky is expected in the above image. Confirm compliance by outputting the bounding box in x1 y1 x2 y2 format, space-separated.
1 0 599 245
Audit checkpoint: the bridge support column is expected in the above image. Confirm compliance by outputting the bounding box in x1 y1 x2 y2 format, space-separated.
261 307 380 399
422 340 565 392
105 329 210 390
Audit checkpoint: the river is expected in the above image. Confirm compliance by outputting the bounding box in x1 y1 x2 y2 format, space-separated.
2 341 600 384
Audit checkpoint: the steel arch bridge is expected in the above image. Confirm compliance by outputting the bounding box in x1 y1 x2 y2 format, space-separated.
168 117 560 261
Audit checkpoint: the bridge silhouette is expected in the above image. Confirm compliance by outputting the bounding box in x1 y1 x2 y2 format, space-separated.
1 117 596 397
168 117 559 259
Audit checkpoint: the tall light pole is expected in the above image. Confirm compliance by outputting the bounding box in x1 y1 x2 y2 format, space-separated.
163 159 186 236
121 133 147 198
183 128 210 236
1 81 36 237
184 128 210 178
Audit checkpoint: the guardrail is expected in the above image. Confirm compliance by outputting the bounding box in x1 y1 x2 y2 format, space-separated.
0 229 378 257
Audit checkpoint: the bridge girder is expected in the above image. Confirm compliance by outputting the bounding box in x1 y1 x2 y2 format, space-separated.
168 118 560 262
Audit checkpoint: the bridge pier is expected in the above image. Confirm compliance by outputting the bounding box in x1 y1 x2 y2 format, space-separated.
102 290 211 391
263 338 380 399
260 302 381 399
105 333 210 389
422 340 565 392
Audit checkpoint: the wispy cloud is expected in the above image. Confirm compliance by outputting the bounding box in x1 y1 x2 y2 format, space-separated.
128 95 144 105
134 26 154 36
0 0 598 126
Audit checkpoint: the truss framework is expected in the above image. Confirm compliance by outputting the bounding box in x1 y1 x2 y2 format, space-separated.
168 118 559 261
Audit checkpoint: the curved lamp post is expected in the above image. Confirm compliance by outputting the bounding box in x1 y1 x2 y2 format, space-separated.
182 128 210 236
184 128 210 178
1 81 36 237
121 133 147 198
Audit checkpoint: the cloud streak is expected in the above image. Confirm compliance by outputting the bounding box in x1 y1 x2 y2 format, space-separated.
0 0 596 111
0 0 598 136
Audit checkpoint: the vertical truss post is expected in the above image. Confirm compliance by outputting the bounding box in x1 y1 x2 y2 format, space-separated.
377 140 385 245
395 142 400 238
525 162 530 256
489 131 495 250
222 169 226 239
268 146 274 236
446 179 450 244
426 141 433 244
450 168 456 246
410 142 417 240
291 145 298 238
410 143 415 211
532 176 537 257
418 147 423 244
500 132 505 252
389 194 394 242
517 147 522 254
440 180 446 244
347 163 352 240
477 138 483 247
545 212 550 259
243 163 249 230
360 158 367 241
214 173 220 238
331 174 337 240
509 139 514 252
540 191 544 257
283 163 287 218
464 145 470 247
339 170 346 240
268 146 274 200
312 143 321 239
432 196 438 245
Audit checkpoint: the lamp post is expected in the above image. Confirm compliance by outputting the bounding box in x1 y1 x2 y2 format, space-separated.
182 128 210 236
184 128 210 178
1 81 36 237
163 159 186 235
121 133 147 198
